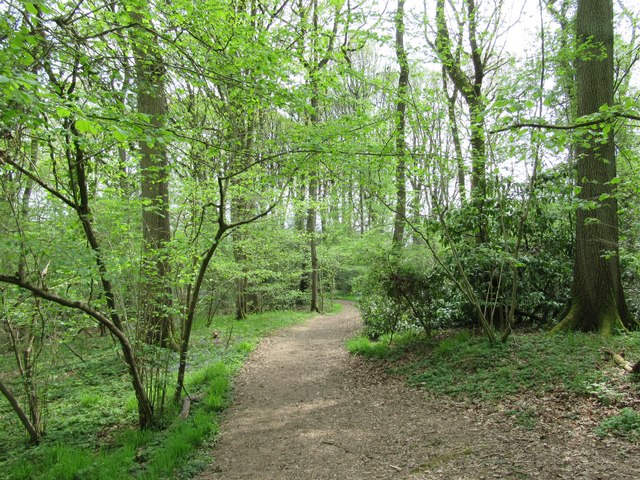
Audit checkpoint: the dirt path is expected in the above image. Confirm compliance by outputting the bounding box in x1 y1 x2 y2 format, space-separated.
199 302 639 479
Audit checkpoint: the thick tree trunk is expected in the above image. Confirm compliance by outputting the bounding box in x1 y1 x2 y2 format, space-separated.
297 179 310 296
554 0 631 334
307 81 321 312
231 117 256 321
131 11 173 348
469 96 488 245
307 173 320 313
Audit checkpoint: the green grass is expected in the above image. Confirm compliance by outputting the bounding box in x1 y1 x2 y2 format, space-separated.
346 335 391 358
348 328 640 442
596 408 640 441
0 308 318 479
348 329 640 402
334 293 360 302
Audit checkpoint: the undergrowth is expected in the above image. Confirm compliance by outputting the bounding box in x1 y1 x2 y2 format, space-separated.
348 328 640 439
596 408 640 441
0 305 337 480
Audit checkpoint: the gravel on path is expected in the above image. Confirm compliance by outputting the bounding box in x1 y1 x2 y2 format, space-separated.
198 301 640 479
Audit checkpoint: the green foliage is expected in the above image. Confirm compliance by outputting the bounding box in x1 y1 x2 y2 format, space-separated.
596 408 640 441
506 408 538 430
357 292 408 340
346 331 425 360
202 363 230 411
1 0 640 474
355 244 464 339
139 411 216 480
349 329 640 403
0 309 314 479
346 335 390 359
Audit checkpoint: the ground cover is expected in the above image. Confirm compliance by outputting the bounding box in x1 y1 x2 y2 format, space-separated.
0 307 328 479
347 329 640 442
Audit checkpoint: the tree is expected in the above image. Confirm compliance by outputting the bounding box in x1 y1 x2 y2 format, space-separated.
430 0 496 244
294 0 346 312
554 0 632 334
392 0 409 247
129 2 174 348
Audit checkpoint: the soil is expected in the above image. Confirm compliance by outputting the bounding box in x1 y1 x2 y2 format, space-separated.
198 302 640 479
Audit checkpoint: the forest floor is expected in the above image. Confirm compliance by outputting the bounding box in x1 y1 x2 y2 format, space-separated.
198 302 640 479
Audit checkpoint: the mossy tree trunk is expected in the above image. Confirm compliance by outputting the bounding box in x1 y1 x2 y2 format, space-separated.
392 0 408 247
434 0 488 245
553 0 632 334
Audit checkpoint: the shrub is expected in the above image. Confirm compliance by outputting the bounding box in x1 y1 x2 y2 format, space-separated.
596 408 640 441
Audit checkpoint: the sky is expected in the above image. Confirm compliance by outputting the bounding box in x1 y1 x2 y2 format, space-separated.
372 0 639 86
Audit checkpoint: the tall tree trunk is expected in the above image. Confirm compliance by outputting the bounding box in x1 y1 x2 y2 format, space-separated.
442 68 466 204
392 0 409 247
308 93 320 313
554 0 632 334
231 115 256 321
410 176 423 244
434 0 488 244
295 0 343 312
468 95 488 245
130 11 173 347
296 179 310 296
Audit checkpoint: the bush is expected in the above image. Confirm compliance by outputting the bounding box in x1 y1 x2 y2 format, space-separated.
355 247 461 339
597 408 640 441
357 293 407 340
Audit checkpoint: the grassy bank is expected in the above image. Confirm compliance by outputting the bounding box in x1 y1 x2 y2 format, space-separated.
1 305 339 479
347 329 640 440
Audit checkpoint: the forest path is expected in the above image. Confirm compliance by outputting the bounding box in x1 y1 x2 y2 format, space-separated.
198 302 639 479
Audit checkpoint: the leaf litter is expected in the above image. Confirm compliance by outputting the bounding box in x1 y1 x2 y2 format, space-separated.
198 302 640 479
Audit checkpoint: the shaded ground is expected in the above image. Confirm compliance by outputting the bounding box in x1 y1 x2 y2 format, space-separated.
199 302 640 479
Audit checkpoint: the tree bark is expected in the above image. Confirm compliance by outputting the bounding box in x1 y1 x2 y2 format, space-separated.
553 0 632 334
442 68 466 204
130 9 173 347
0 379 41 444
392 0 409 247
434 0 488 244
295 0 343 313
307 157 320 312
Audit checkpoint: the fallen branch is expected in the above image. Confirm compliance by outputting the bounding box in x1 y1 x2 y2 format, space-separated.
602 348 633 373
179 392 207 419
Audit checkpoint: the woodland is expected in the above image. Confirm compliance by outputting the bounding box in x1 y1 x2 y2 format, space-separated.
1 0 640 477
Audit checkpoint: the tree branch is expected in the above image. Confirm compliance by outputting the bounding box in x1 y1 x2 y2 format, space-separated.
0 155 78 210
491 112 640 134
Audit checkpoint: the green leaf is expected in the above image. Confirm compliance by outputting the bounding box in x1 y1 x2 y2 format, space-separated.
57 107 71 118
75 119 97 134
25 3 38 15
609 177 621 185
113 128 127 142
